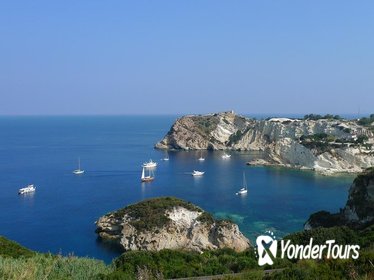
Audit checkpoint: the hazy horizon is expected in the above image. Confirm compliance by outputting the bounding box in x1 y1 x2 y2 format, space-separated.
1 1 374 115
0 112 370 119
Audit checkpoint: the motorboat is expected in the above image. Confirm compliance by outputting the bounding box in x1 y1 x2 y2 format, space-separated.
18 184 36 195
222 153 231 159
192 170 205 176
142 159 157 168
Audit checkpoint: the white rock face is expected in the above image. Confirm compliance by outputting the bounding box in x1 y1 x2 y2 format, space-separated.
96 201 251 252
156 112 374 175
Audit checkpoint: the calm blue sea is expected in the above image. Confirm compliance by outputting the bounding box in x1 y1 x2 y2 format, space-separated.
0 116 354 263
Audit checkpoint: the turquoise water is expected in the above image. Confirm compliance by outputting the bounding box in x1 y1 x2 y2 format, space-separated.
0 116 353 263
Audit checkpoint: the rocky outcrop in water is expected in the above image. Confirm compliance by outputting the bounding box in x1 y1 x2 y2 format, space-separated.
155 111 374 174
95 197 250 252
304 168 374 229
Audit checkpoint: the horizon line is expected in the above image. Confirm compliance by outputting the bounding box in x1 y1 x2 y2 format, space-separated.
0 112 370 118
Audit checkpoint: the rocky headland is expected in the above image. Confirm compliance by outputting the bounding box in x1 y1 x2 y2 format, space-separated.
156 111 374 175
305 167 374 230
95 197 250 252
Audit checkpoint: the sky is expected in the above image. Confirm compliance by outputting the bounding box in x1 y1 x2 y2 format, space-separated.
0 1 373 116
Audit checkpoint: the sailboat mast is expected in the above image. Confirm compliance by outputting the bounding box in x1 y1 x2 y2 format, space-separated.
78 157 81 170
243 172 247 189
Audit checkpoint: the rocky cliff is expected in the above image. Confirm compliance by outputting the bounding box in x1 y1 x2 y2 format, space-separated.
156 112 374 174
305 167 374 230
96 197 250 252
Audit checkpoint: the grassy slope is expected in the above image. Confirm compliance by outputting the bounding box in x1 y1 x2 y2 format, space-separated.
0 236 111 280
1 226 373 279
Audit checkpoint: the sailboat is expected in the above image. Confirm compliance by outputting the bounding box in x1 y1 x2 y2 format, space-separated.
73 158 85 175
236 172 248 195
198 151 205 161
222 153 231 159
141 167 154 182
162 151 169 161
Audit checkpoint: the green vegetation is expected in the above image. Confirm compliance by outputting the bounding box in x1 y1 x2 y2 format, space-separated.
0 236 35 259
303 114 342 120
283 226 361 248
193 115 220 135
306 210 344 228
300 133 336 142
356 135 369 144
2 184 374 279
103 225 374 279
111 197 202 232
107 249 259 279
357 114 374 126
299 132 371 154
306 168 374 229
196 211 215 224
1 223 373 279
0 237 112 280
299 133 336 154
228 127 252 146
228 130 244 145
346 167 374 221
106 197 232 232
264 225 374 280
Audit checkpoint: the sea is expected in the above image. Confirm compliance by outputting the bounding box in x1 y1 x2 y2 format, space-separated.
0 115 354 263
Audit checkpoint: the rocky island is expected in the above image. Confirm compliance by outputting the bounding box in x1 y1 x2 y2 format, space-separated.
96 197 250 252
305 167 374 230
156 111 374 175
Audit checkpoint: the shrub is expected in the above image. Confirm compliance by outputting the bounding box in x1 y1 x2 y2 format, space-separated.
0 236 35 259
111 197 202 232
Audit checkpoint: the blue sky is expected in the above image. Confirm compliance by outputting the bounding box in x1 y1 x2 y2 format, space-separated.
0 1 373 115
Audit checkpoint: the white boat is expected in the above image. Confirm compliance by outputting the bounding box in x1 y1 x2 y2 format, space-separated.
73 158 85 175
236 172 248 195
198 152 205 161
18 184 36 195
192 170 205 176
143 159 157 168
222 153 231 159
141 167 154 182
162 152 169 161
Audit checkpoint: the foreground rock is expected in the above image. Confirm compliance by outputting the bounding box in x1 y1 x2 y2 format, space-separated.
96 197 250 252
305 167 374 230
156 111 374 175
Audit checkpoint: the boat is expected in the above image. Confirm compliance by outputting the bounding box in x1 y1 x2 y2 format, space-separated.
198 152 205 161
143 159 158 168
73 158 85 174
162 152 169 161
192 170 205 176
18 184 36 195
141 167 154 182
236 172 248 195
222 153 231 159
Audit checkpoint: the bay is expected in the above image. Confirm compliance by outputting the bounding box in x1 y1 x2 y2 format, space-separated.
0 116 353 263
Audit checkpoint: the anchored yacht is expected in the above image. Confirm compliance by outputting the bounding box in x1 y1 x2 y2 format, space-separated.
18 184 36 195
192 170 205 176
